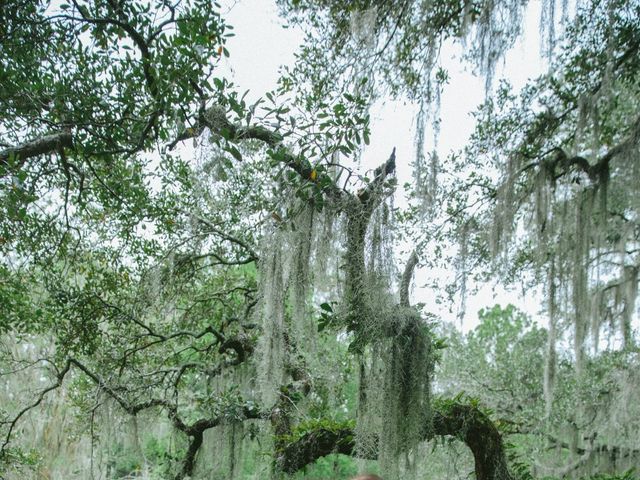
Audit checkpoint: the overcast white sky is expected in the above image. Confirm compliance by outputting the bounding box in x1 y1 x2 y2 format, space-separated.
219 0 554 331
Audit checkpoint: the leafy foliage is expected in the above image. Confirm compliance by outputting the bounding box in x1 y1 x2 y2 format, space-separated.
2 1 640 479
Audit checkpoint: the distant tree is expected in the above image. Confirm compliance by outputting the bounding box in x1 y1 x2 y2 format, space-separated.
438 304 640 478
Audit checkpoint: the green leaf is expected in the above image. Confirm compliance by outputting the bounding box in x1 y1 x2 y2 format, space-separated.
320 302 333 312
227 145 242 161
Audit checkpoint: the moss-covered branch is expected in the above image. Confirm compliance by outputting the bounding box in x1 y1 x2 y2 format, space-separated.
276 423 358 473
432 401 513 480
276 400 514 480
343 149 397 341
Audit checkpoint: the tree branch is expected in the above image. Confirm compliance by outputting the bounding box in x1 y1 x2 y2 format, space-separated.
0 354 261 479
70 0 158 99
190 212 259 261
400 250 419 308
0 131 73 175
167 105 348 198
357 147 396 206
0 360 72 454
276 400 514 480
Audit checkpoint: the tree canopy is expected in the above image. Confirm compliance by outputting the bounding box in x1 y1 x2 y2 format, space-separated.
1 1 639 480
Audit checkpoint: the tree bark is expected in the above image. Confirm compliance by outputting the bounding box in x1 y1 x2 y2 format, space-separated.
0 131 72 174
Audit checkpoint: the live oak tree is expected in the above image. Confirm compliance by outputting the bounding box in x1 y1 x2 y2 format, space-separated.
1 1 639 480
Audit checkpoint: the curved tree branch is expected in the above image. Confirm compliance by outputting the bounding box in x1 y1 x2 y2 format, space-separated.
276 400 514 480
